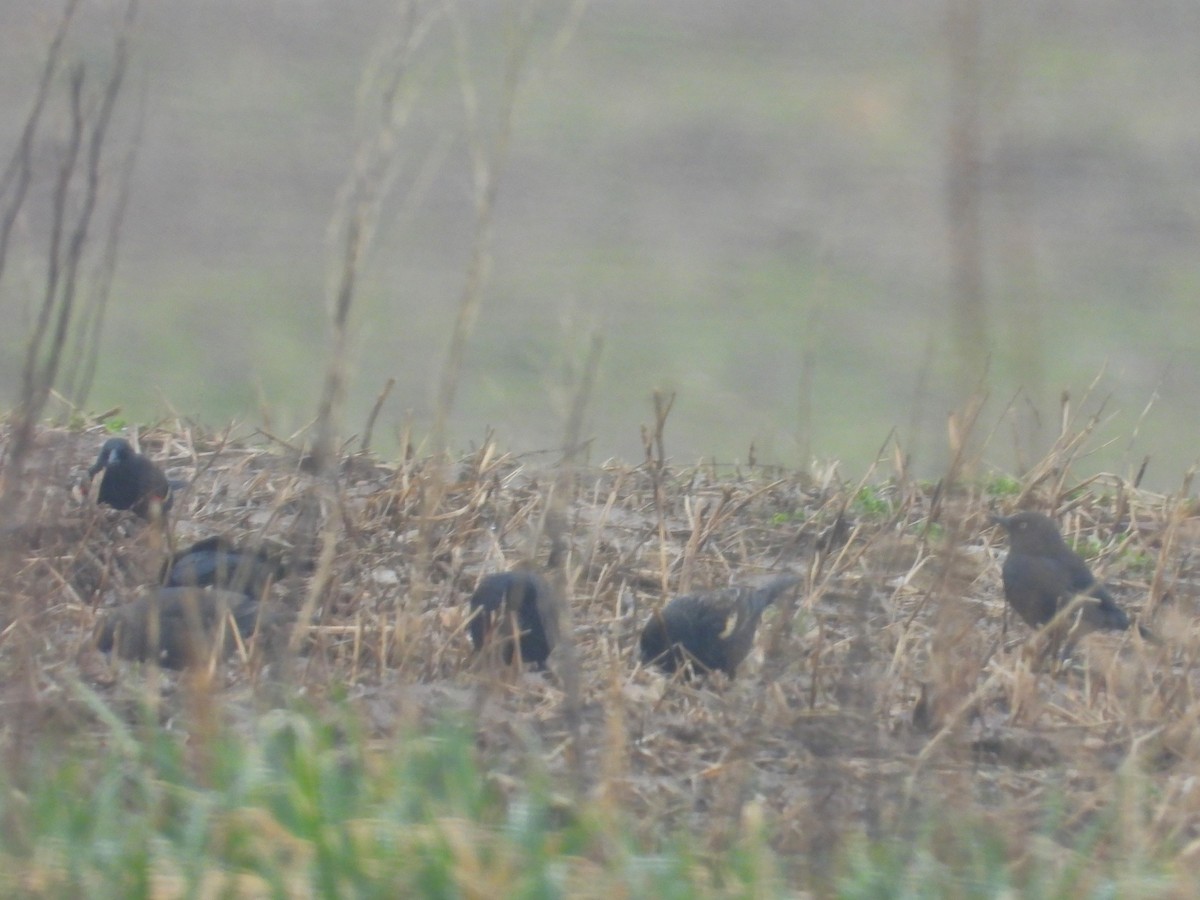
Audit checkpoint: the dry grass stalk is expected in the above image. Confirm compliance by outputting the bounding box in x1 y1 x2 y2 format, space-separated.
432 0 537 452
311 0 441 474
641 389 676 598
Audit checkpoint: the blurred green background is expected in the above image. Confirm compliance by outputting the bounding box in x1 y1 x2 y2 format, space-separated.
2 1 1197 486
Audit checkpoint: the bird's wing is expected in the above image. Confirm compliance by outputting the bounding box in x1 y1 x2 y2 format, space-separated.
1058 549 1123 607
685 587 751 637
1060 552 1099 593
1004 554 1074 623
656 593 738 650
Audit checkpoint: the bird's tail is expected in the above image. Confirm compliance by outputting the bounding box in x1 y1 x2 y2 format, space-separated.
1084 597 1130 632
748 574 801 615
1090 587 1161 644
1136 622 1162 644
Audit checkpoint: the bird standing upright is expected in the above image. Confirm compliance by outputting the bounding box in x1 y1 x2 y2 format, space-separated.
88 437 173 518
991 511 1140 642
640 574 800 678
467 568 558 669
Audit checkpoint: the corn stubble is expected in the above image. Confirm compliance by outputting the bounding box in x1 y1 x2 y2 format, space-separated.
0 417 1193 892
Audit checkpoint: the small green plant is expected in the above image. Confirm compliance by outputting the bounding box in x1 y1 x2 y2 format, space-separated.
771 509 806 525
1071 537 1105 560
853 484 892 519
908 520 946 542
1119 548 1155 576
986 474 1022 498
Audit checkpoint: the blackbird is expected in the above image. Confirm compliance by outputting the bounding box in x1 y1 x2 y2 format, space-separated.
467 569 558 669
88 438 172 518
163 535 284 601
992 511 1136 639
95 587 274 669
639 574 800 677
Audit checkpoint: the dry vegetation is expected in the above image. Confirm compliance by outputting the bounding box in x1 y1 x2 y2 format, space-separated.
2 410 1200 893
5 4 1200 893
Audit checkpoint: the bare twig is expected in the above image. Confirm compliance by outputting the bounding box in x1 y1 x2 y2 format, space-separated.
0 0 139 519
430 0 535 453
360 378 396 455
0 0 81 288
310 0 441 474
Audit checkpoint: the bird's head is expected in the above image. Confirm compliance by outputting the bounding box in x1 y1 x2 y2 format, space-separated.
991 511 1066 554
89 438 133 475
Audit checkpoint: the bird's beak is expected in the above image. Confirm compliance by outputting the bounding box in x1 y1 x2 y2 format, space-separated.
989 513 1009 528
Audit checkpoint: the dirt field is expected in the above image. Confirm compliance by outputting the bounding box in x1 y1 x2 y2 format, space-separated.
4 421 1198 890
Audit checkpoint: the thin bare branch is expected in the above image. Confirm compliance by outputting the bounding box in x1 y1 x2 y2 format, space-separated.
431 0 535 452
0 0 81 288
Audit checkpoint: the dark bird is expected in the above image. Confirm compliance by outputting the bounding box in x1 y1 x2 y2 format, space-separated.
95 587 280 669
640 574 800 677
992 511 1140 641
162 535 284 601
88 438 172 518
467 569 558 669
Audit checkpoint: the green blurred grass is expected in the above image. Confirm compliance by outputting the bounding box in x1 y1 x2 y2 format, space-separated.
0 697 1180 896
0 700 787 897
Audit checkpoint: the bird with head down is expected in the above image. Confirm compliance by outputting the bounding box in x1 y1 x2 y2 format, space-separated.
95 586 282 669
467 567 559 670
162 535 285 601
640 574 800 678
